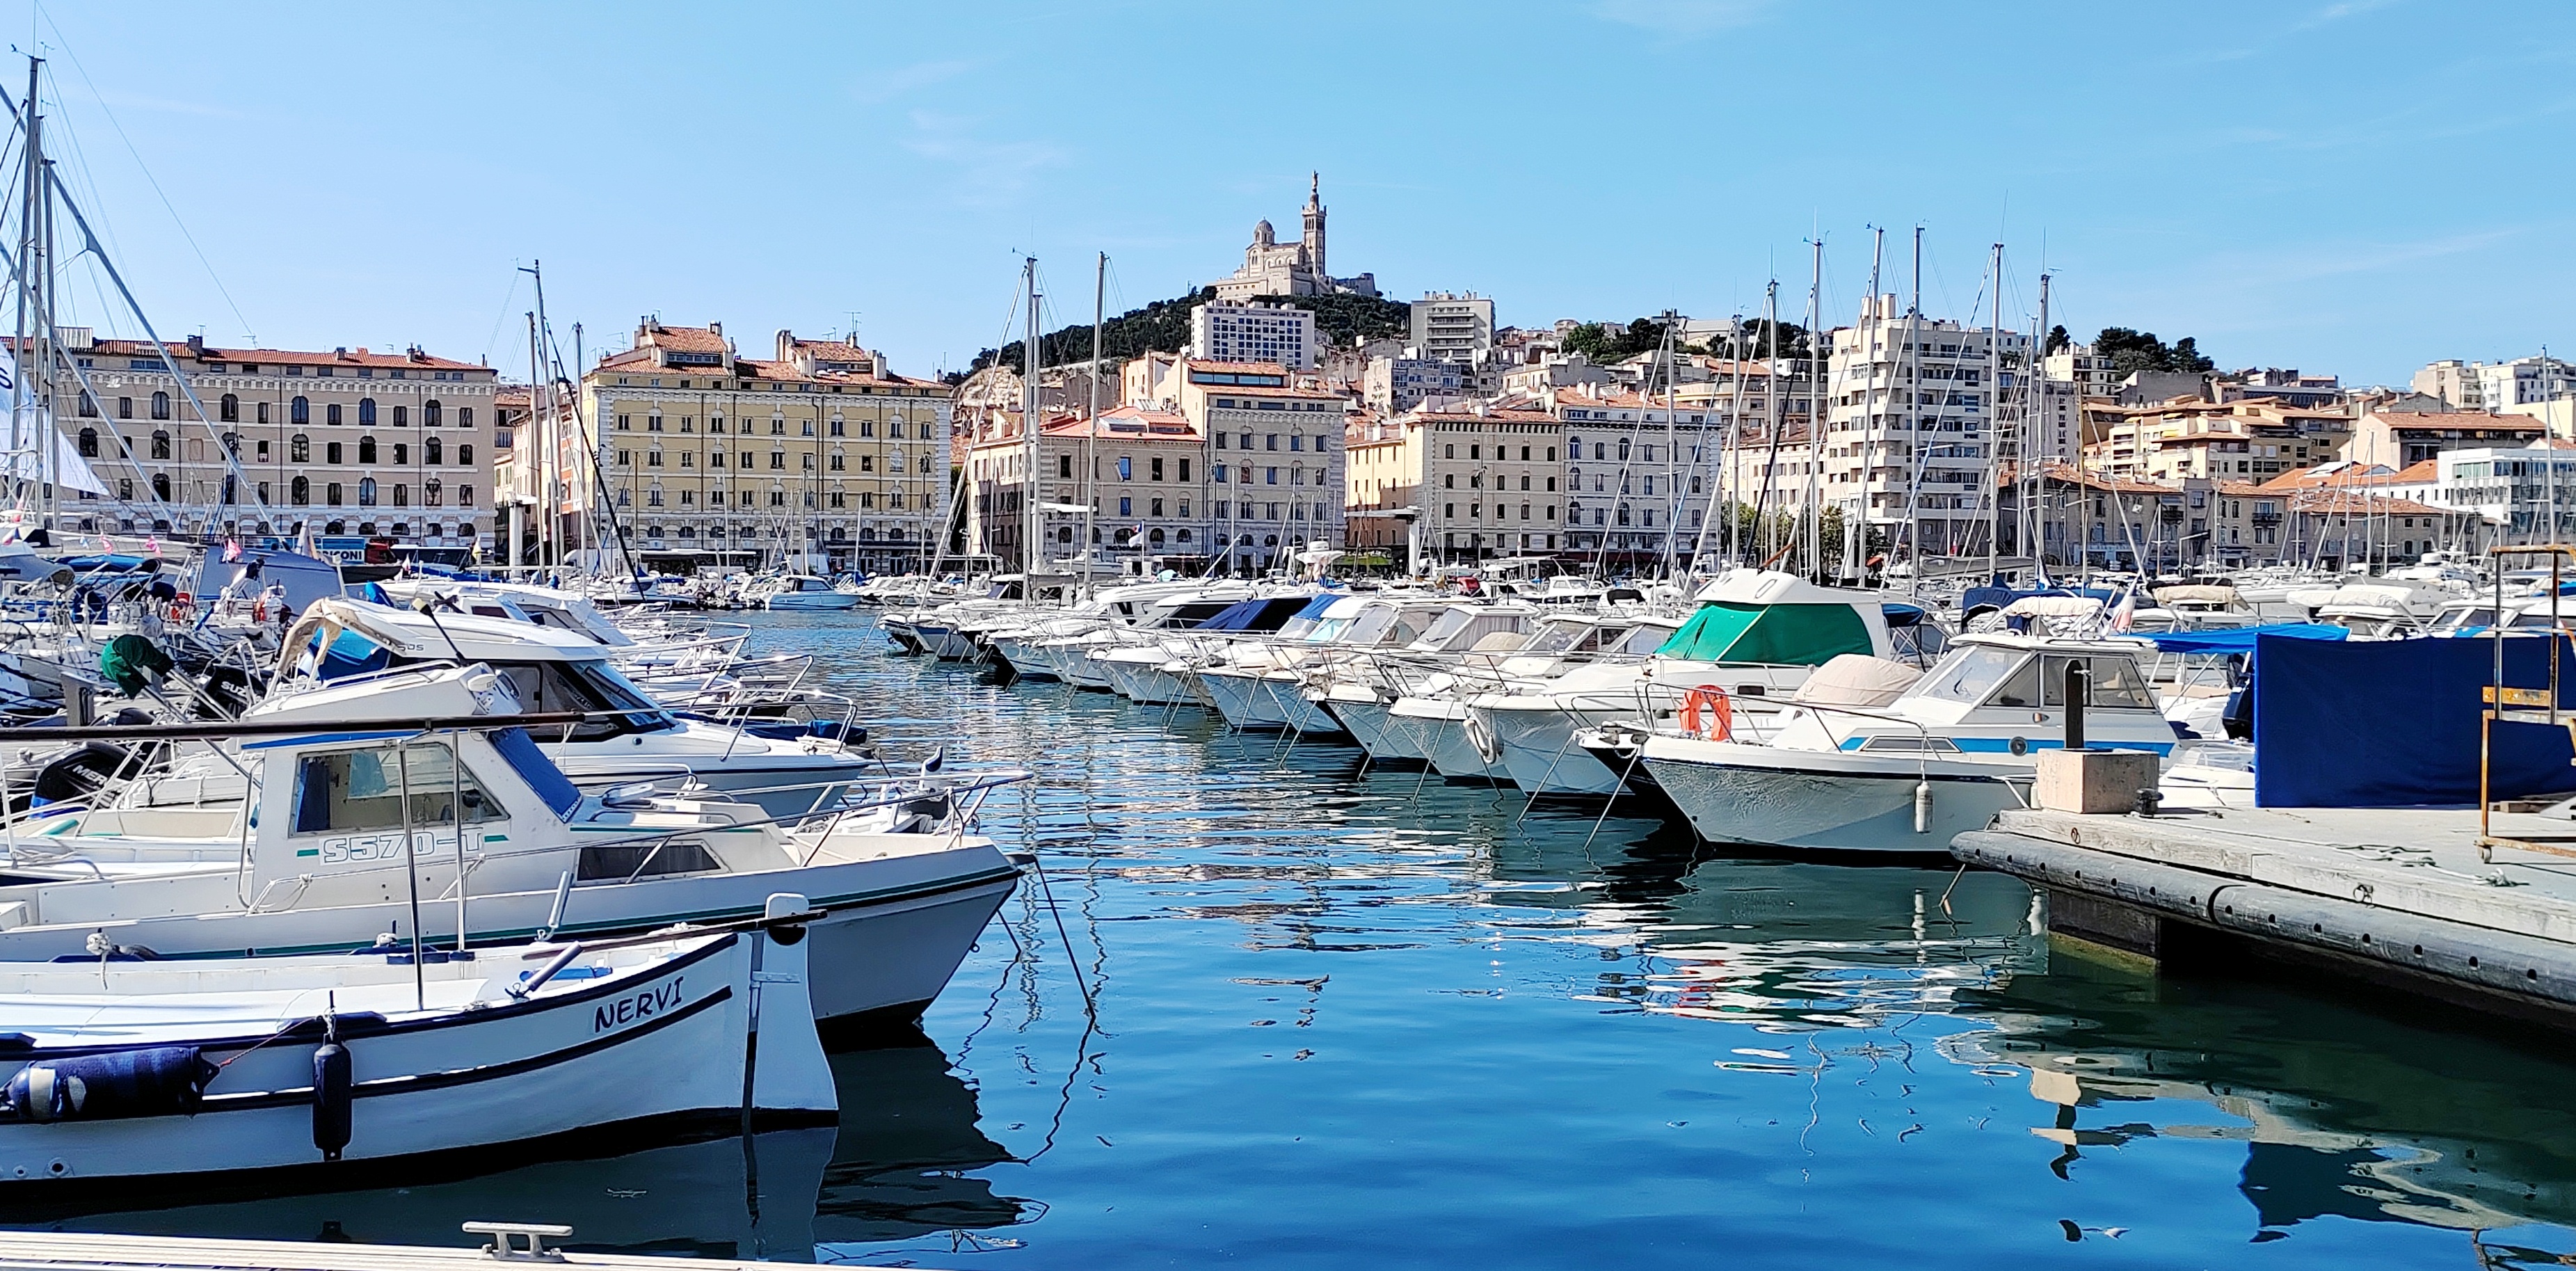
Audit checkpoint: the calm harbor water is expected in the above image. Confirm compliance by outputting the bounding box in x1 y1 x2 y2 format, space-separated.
12 611 2576 1268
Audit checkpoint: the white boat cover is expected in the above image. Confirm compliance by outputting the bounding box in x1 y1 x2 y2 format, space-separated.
1788 654 1923 708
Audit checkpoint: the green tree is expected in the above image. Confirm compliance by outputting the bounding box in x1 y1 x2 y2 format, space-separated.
2093 326 2216 377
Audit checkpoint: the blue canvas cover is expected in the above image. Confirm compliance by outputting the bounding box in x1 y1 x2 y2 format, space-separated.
1197 597 1311 631
2255 633 2576 807
2143 623 2346 658
1285 593 1343 624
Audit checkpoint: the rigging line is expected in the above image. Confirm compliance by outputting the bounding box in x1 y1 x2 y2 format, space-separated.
51 177 272 517
34 12 255 344
479 269 522 366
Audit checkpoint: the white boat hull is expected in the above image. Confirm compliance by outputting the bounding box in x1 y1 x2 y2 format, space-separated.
1642 741 2024 854
0 927 833 1186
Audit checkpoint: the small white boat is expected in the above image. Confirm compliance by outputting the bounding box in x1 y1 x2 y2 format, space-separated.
0 895 833 1187
762 577 861 611
1642 634 2178 854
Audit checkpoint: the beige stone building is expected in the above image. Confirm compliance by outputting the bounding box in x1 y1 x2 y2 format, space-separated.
577 321 952 574
42 326 499 549
959 405 1211 570
2081 397 2355 482
1343 400 1563 568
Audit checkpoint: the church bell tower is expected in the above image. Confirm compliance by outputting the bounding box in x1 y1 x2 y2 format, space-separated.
1301 172 1326 282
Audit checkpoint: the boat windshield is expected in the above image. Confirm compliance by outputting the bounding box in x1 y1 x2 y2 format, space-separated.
494 660 674 742
1910 646 2028 705
1519 619 1588 654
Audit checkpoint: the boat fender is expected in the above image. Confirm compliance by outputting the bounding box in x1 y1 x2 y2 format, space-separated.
1 1046 218 1122
310 1044 353 1160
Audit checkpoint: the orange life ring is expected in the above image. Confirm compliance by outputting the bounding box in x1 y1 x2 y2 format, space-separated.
1679 686 1732 742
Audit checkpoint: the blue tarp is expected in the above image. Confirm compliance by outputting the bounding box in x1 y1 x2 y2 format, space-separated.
2255 633 2576 807
2143 623 2348 657
1196 597 1311 632
314 630 390 681
1960 585 2118 614
1283 593 1343 624
58 554 157 575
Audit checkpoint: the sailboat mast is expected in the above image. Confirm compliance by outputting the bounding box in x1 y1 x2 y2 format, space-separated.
1087 251 1104 595
11 59 36 522
1020 256 1040 577
2033 271 2050 579
1901 227 1924 597
1849 227 1882 584
1985 241 2003 586
1805 237 1824 582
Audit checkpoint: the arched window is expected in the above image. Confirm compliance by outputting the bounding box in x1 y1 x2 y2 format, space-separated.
150 431 171 460
290 396 310 424
219 394 239 422
425 479 444 508
358 477 378 506
456 444 473 466
358 435 378 464
150 392 170 421
290 477 310 506
77 429 97 458
326 441 344 465
325 520 345 535
424 399 442 427
358 398 376 426
425 436 444 465
290 433 310 463
152 474 172 502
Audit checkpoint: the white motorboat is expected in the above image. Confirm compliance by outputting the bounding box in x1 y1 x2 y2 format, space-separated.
0 663 1025 1033
281 600 872 822
0 897 832 1187
1473 570 1896 797
760 576 862 611
1640 633 2178 854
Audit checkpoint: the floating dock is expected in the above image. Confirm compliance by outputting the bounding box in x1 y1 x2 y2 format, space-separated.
1955 803 2576 1027
0 1228 885 1271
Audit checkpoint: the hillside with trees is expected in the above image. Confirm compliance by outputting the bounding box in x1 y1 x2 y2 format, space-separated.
961 287 1412 381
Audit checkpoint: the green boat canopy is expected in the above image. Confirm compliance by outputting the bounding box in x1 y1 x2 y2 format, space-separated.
1654 600 1873 665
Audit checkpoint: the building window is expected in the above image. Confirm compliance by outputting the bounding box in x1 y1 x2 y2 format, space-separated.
458 407 472 429
392 405 408 427
426 436 444 465
150 431 171 460
392 483 409 507
358 477 378 506
358 435 378 464
77 428 97 457
326 441 344 465
326 403 343 426
326 481 344 506
424 399 442 427
393 442 408 465
426 480 444 507
291 433 311 463
358 398 377 426
290 477 310 505
150 392 170 421
118 397 133 419
291 396 310 425
219 394 239 422
152 474 172 502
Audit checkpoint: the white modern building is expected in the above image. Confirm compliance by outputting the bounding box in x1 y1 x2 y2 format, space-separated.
1190 301 1318 370
1823 294 2029 559
2413 355 2576 413
1409 292 1496 364
1361 356 1466 414
2433 443 2576 542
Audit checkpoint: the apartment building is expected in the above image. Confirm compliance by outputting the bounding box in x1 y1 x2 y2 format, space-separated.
2346 409 2542 468
1343 400 1562 567
1821 296 2027 557
1409 292 1496 364
581 321 952 574
2081 398 2354 482
2433 443 2576 543
47 326 499 549
2043 344 2122 397
961 405 1209 569
1180 361 1348 572
1190 301 1318 370
1361 356 1467 414
2413 355 2576 413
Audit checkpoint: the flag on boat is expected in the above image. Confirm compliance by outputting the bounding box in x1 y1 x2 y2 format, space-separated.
145 534 163 555
222 538 242 562
2109 590 2136 633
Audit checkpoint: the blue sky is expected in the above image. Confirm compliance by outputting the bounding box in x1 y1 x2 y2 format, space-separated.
18 0 2572 386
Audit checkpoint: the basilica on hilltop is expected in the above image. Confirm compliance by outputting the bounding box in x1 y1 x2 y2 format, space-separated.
1211 174 1377 303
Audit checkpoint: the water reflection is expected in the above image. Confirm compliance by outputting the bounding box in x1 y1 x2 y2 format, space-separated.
1948 943 2576 1244
0 1039 1027 1261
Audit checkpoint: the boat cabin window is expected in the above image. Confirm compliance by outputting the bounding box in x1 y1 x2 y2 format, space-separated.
1520 620 1586 654
494 660 674 742
292 742 502 836
577 838 720 881
2036 655 2156 710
